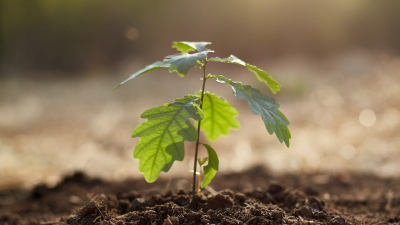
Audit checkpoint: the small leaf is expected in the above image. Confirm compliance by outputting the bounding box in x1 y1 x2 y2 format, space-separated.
208 55 246 66
198 157 208 166
245 64 281 94
132 95 204 182
209 75 291 147
113 61 169 92
200 144 219 188
200 92 240 141
172 41 212 53
208 55 280 94
164 51 210 77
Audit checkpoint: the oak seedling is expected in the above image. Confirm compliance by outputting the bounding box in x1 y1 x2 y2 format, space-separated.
113 41 291 201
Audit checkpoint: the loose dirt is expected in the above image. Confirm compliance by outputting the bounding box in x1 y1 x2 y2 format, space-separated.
1 166 399 225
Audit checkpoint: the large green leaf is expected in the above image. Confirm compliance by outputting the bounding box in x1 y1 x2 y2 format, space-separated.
200 92 240 141
163 51 210 77
209 75 291 147
132 95 204 182
172 41 212 53
208 55 281 94
113 61 169 92
200 143 219 188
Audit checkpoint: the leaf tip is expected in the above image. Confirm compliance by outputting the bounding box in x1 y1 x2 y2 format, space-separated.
144 175 157 183
112 85 121 93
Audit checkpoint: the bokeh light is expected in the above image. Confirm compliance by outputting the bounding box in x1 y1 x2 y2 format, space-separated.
359 109 376 127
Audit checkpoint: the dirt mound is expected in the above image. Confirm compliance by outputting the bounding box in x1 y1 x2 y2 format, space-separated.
65 185 340 225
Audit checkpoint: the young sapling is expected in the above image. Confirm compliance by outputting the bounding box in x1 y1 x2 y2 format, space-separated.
113 41 291 201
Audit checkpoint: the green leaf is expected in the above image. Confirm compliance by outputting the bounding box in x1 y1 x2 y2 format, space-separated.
208 55 246 66
245 64 280 94
209 75 291 147
114 52 207 90
198 157 208 166
200 92 240 141
172 41 212 53
208 55 281 94
132 95 204 182
201 143 219 188
114 42 214 92
113 61 169 93
164 51 210 77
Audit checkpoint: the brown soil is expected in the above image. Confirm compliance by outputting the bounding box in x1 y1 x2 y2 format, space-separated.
1 166 400 225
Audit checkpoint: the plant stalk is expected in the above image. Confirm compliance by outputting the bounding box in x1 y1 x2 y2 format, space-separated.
197 167 201 195
192 61 207 202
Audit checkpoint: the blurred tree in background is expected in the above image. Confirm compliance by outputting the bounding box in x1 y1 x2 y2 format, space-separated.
1 0 400 75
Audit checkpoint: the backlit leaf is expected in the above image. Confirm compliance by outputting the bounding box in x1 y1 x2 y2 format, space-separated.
209 75 291 147
113 61 168 92
208 55 280 94
200 143 219 188
114 42 214 92
208 55 246 66
164 51 210 77
132 95 204 182
200 92 240 141
172 41 212 53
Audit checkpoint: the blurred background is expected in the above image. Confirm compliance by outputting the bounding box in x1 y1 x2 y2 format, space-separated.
1 0 400 190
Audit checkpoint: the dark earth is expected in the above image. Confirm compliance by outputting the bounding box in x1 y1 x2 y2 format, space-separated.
1 166 400 225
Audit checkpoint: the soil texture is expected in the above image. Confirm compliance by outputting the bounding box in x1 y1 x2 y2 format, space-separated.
1 166 400 225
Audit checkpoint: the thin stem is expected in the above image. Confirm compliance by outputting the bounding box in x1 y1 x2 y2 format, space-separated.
197 166 201 195
192 61 207 202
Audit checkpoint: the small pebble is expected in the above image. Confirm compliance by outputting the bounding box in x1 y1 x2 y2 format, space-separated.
268 182 285 194
69 195 82 205
235 193 246 205
300 206 312 218
201 218 210 224
330 215 346 225
163 216 179 225
272 210 285 220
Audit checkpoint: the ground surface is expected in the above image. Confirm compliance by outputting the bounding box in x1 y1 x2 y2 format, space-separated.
1 53 400 191
1 167 400 224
